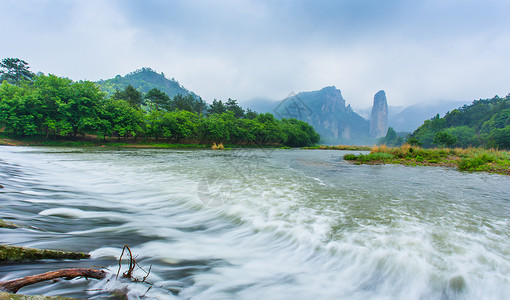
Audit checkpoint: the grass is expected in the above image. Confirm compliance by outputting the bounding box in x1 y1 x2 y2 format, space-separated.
343 144 510 175
211 142 225 150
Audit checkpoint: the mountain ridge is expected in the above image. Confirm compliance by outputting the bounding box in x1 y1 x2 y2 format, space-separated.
96 68 199 99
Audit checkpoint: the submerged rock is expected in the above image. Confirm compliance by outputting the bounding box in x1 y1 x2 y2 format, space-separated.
0 220 18 229
0 291 75 300
0 244 89 263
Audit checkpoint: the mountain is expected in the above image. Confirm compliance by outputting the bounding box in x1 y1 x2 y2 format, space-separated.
370 90 389 138
241 97 275 114
389 100 471 132
96 68 199 99
246 86 373 145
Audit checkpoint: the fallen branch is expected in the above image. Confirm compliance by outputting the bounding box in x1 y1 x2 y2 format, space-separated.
0 268 106 293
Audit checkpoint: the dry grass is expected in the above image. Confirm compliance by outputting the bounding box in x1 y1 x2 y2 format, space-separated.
211 142 224 150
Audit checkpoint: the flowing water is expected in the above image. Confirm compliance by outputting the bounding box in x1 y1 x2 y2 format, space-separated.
0 146 509 299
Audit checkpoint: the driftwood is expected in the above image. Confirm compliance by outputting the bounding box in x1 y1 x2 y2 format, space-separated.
0 268 107 293
0 244 89 263
0 244 159 297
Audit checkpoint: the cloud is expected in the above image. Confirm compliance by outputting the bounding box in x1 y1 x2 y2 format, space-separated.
1 0 510 108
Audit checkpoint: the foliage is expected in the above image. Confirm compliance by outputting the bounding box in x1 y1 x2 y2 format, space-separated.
378 127 404 147
410 95 510 149
354 152 395 162
0 58 35 85
113 85 144 108
345 144 510 175
0 70 320 147
433 131 457 147
96 67 199 100
343 153 359 160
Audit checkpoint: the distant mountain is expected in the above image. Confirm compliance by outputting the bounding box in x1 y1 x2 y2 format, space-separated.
96 68 199 99
245 86 373 145
242 97 275 114
370 90 389 138
389 100 471 132
354 105 404 121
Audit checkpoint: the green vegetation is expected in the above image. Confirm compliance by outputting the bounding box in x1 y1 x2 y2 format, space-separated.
377 127 405 147
409 95 510 149
0 58 35 85
0 59 320 147
96 67 199 99
343 144 510 175
0 244 90 262
0 291 75 300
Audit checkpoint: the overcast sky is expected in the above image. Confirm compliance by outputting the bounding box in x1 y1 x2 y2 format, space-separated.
2 0 510 108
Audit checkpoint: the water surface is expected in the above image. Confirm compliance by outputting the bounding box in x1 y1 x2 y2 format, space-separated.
0 146 509 299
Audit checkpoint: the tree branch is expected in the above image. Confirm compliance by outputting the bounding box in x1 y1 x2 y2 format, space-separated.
0 268 107 293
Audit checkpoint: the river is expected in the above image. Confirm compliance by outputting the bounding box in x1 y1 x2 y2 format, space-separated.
0 146 509 299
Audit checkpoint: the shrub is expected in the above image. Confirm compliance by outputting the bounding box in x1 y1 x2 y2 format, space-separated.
343 154 358 160
358 152 395 162
458 153 496 171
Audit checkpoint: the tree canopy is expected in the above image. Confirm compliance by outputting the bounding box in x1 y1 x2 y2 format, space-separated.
0 66 320 147
0 58 35 85
409 95 510 149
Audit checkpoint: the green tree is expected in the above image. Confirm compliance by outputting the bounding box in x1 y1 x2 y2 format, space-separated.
245 108 258 120
208 99 227 115
113 85 143 108
378 127 404 147
225 98 245 118
433 131 457 147
145 88 171 111
0 81 39 136
0 58 35 85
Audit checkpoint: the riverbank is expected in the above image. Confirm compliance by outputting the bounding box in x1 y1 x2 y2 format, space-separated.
343 144 510 175
0 136 282 150
302 145 372 151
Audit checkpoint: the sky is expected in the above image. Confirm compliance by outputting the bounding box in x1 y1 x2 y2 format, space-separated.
1 0 510 109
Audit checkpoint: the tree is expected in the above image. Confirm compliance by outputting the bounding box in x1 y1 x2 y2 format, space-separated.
378 127 404 147
145 88 171 111
433 131 457 147
208 99 227 115
245 108 258 120
225 98 245 118
0 58 35 85
113 85 143 108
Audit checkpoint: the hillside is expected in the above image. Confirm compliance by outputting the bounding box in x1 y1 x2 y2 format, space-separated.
410 95 510 148
96 68 199 99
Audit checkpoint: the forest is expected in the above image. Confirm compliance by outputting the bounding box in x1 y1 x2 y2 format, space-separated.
378 95 510 149
408 95 510 149
0 59 319 147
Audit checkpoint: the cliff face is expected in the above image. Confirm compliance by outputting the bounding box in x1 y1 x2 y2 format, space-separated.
274 86 370 144
370 90 389 138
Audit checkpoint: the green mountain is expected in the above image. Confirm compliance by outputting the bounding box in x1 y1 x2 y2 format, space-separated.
410 94 510 148
96 68 199 99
